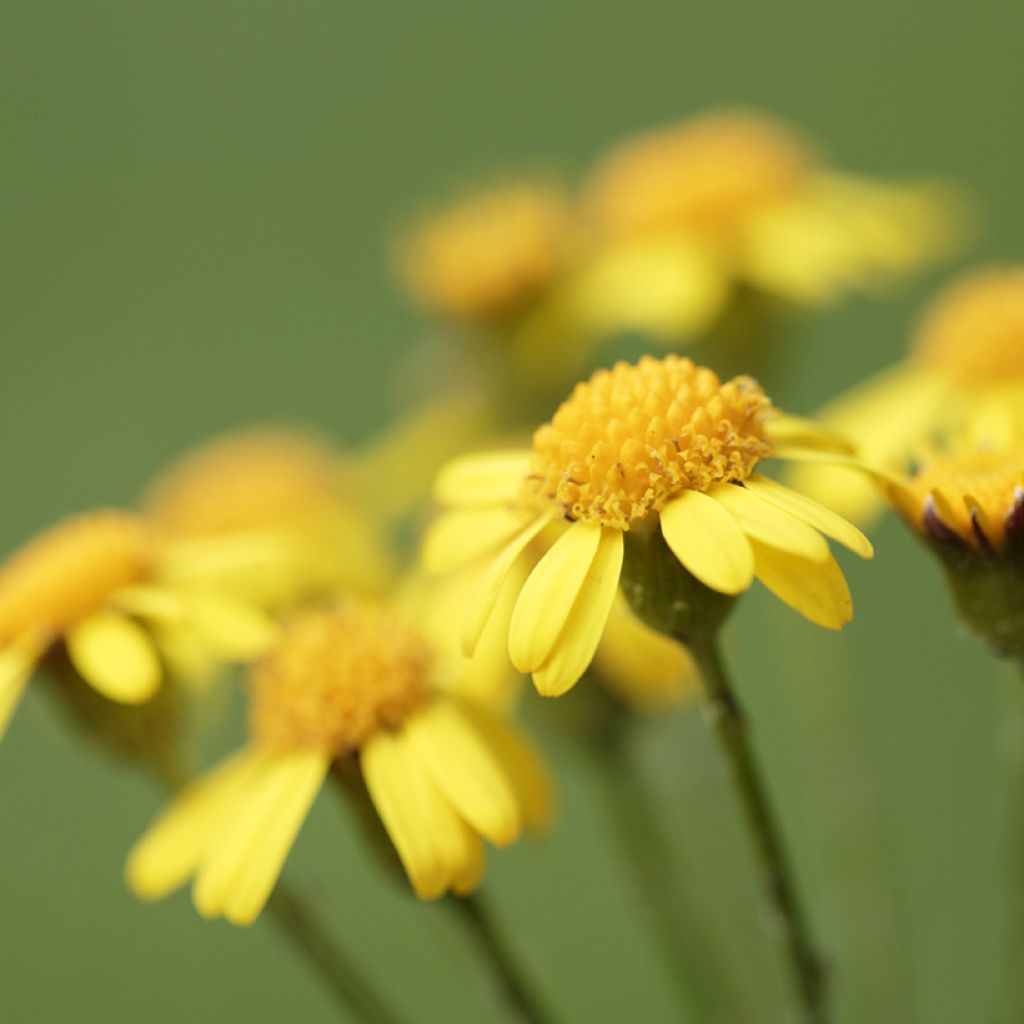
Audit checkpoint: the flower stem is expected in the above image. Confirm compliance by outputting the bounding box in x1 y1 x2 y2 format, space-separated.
447 892 558 1024
689 635 828 1023
267 880 403 1024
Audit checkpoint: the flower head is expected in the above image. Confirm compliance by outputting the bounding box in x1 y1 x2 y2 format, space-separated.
426 355 872 697
0 510 276 739
126 598 552 923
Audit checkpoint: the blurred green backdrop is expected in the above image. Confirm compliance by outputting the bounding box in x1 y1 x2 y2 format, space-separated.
2 3 1023 1022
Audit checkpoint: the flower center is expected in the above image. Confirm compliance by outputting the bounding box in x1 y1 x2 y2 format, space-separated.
249 603 434 756
913 267 1024 385
0 511 151 644
526 355 773 529
146 430 338 537
585 110 813 237
400 183 574 322
908 446 1024 547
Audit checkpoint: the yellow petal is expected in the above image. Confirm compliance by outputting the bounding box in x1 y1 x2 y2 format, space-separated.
533 527 624 697
660 491 755 595
407 701 521 847
0 634 43 740
125 748 267 900
745 475 873 559
434 451 532 507
709 483 829 563
763 414 855 454
193 750 326 924
461 513 553 657
508 521 602 673
422 507 535 575
66 611 161 703
750 540 852 630
183 590 280 660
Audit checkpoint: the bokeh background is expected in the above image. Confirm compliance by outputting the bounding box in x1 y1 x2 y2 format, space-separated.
3 3 1023 1022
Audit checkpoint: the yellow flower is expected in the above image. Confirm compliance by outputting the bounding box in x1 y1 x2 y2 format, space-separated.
397 182 577 324
572 108 961 339
145 428 395 605
425 355 873 697
125 599 553 924
0 510 276 739
795 266 1024 523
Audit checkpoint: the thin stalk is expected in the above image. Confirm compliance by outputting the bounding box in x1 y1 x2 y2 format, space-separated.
267 880 403 1024
689 635 827 1023
446 893 558 1024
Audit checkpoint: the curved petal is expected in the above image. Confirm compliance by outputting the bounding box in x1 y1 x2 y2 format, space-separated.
66 611 161 704
0 634 43 740
660 490 755 595
763 414 855 455
533 527 624 697
422 507 535 574
183 591 280 660
709 483 829 563
746 475 873 558
750 540 852 630
508 521 602 673
434 451 532 507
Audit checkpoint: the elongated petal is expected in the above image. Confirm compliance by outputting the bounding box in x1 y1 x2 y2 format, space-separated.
461 513 553 657
407 701 521 846
763 414 855 454
184 591 280 660
193 750 326 923
751 540 852 630
660 491 754 594
709 483 829 563
533 527 624 697
125 748 267 900
66 611 161 703
434 451 532 507
508 521 602 673
746 475 873 558
422 507 535 574
0 635 43 740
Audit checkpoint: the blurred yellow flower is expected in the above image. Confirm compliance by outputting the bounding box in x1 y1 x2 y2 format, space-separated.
0 510 277 739
572 108 962 340
126 598 552 923
426 355 872 697
795 266 1024 522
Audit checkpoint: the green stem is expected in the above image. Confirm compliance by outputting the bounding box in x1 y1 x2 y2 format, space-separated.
689 636 828 1023
446 893 558 1024
267 880 403 1024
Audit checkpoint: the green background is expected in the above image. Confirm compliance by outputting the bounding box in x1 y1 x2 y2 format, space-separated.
2 3 1022 1021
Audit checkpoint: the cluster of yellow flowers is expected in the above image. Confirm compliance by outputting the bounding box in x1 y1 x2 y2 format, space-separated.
4 106 1022 1021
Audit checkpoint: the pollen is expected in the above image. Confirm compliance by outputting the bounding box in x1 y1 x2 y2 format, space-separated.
912 267 1024 386
249 603 434 757
399 183 575 322
145 430 339 537
526 355 773 530
0 511 151 644
901 447 1024 550
584 109 814 236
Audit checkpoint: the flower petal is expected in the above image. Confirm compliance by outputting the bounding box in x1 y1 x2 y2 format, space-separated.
745 475 873 558
184 591 280 660
750 539 852 630
709 483 829 562
660 490 755 594
533 527 624 697
0 635 43 740
422 507 535 574
66 611 161 703
434 451 532 507
508 521 603 673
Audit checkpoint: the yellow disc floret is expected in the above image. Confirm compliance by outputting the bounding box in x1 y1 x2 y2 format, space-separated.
585 109 814 236
249 603 434 757
399 183 575 322
912 267 1024 386
0 511 151 645
527 355 773 529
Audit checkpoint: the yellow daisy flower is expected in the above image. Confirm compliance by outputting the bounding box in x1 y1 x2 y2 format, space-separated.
0 510 277 739
145 428 396 605
795 265 1024 523
426 355 873 697
397 181 577 325
125 599 553 924
573 108 961 339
